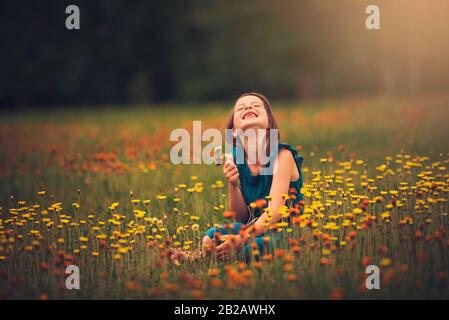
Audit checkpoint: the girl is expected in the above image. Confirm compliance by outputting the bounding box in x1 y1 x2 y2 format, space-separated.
171 92 304 263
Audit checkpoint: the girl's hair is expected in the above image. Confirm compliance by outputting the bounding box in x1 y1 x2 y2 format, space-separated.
224 92 280 158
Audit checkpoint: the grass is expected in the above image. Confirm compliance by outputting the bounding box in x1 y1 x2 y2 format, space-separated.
0 94 449 299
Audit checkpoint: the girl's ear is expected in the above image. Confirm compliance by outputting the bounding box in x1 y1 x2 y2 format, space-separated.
232 129 238 138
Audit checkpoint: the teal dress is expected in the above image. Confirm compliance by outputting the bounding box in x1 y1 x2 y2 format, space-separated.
204 142 304 262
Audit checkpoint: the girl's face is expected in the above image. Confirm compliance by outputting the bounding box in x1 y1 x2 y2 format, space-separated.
232 95 269 131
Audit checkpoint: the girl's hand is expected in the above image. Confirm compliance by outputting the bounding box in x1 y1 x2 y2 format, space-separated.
223 155 239 188
216 235 245 261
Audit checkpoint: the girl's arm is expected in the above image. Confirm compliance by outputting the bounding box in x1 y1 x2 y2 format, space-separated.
249 148 295 238
223 159 248 223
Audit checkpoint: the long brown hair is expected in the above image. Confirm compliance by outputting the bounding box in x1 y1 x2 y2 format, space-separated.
224 92 280 160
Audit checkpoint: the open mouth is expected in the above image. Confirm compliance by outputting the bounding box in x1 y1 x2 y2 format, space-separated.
242 111 258 120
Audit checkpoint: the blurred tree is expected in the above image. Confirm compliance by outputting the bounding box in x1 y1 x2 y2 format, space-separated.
1 0 449 108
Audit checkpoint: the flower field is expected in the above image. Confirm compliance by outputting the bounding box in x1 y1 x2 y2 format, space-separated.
1 96 449 299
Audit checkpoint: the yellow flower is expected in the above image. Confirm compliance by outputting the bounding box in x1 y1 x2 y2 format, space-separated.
118 247 129 254
109 202 119 210
380 258 392 267
133 210 145 218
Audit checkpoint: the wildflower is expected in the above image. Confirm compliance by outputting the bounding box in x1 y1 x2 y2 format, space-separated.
126 281 143 292
362 256 371 266
133 210 145 218
223 211 234 219
380 258 392 267
210 278 222 287
329 288 344 300
287 274 298 282
109 202 119 210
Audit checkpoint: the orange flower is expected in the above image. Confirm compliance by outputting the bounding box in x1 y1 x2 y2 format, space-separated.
40 262 49 270
379 245 388 255
191 290 206 299
320 258 330 266
292 246 302 257
275 249 285 258
223 211 235 219
39 293 49 300
210 278 222 287
292 216 302 225
255 199 267 208
287 274 298 282
284 254 294 262
242 269 253 278
126 281 143 291
262 254 273 262
362 256 371 266
415 230 422 238
348 231 357 239
164 282 179 292
208 268 220 277
283 263 294 272
329 288 344 300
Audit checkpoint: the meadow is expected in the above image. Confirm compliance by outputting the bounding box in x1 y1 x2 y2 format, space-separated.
1 95 449 299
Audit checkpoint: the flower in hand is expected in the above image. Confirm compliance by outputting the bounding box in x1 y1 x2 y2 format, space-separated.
215 234 246 261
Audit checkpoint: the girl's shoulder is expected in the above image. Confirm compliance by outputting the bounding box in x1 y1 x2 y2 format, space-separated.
277 142 304 167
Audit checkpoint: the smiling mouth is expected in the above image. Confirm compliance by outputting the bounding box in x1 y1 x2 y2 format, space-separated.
242 111 258 120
